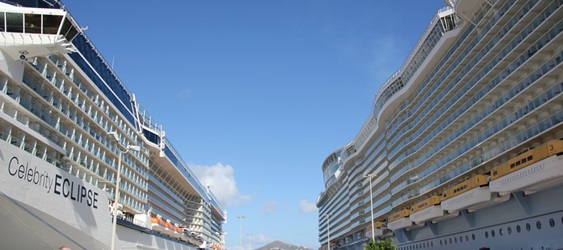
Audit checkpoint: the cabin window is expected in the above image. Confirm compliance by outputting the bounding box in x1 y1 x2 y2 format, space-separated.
522 157 527 164
60 18 78 41
43 15 63 34
510 163 516 168
6 12 23 33
24 14 41 33
515 161 521 167
528 155 533 161
0 12 5 31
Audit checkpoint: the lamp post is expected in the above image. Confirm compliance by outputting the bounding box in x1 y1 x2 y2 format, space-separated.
108 132 140 250
247 233 252 250
326 214 332 250
237 216 245 250
365 173 376 243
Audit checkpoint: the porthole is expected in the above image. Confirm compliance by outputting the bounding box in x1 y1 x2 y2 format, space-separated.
449 238 452 244
472 234 476 240
485 231 489 238
440 239 442 246
491 230 495 237
508 226 512 234
516 225 521 233
536 221 542 230
459 236 463 242
526 223 531 231
499 228 504 236
550 218 555 227
454 237 457 243
465 235 469 241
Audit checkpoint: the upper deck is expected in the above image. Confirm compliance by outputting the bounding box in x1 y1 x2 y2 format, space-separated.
0 3 79 59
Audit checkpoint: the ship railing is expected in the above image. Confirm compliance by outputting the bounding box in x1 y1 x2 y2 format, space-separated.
136 105 164 133
162 138 226 215
372 6 454 118
353 114 377 151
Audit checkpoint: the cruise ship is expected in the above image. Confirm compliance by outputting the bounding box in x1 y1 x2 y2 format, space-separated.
0 1 226 249
317 0 563 249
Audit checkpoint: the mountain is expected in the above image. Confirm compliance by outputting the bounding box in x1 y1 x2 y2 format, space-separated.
254 240 314 250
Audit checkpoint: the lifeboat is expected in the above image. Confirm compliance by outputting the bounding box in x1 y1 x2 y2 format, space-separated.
386 208 412 231
180 227 191 242
150 215 165 232
441 175 509 212
490 139 563 195
188 231 199 245
372 221 386 237
409 195 445 223
171 224 182 239
163 219 174 236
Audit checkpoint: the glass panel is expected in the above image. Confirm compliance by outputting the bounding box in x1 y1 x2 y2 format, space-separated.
6 12 23 33
25 14 41 33
65 25 78 41
43 14 62 34
59 16 72 37
0 12 5 31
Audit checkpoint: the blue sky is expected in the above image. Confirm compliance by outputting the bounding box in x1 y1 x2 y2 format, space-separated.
63 1 446 249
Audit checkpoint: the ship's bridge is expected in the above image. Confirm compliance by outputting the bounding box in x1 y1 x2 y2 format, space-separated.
0 3 79 60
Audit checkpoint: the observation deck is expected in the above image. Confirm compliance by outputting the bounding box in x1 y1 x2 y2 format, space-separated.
0 4 79 61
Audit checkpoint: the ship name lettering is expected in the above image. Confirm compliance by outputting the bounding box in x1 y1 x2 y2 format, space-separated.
7 156 53 193
53 174 99 209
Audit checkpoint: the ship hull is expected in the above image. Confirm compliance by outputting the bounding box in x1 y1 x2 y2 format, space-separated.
392 183 563 249
0 139 197 249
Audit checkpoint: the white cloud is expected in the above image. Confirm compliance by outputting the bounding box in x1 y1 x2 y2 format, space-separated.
299 199 318 213
190 163 251 206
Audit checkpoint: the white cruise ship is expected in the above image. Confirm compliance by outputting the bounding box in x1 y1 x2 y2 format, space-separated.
0 1 226 249
317 0 563 249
